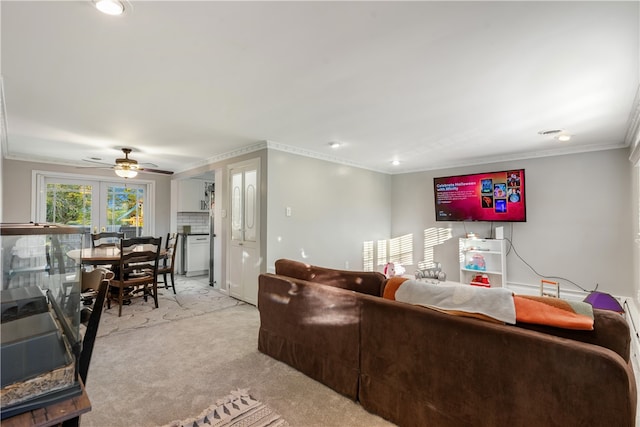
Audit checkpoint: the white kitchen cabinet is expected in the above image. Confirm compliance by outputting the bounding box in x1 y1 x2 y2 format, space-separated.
185 234 209 277
459 238 507 287
177 179 209 212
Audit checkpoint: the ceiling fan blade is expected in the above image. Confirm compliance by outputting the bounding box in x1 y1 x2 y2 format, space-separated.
76 165 114 170
80 148 172 176
82 158 114 166
139 167 174 175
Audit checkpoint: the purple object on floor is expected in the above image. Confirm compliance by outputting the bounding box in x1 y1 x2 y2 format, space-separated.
583 291 624 313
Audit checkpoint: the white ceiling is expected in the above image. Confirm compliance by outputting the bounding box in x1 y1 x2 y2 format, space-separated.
1 1 639 175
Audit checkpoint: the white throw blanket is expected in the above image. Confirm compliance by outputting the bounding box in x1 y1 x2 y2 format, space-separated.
395 280 516 324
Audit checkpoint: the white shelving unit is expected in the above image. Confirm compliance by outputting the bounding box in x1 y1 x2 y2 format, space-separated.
459 238 507 287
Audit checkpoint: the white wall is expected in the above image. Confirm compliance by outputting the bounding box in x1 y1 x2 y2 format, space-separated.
5 148 635 299
390 148 634 297
266 150 391 271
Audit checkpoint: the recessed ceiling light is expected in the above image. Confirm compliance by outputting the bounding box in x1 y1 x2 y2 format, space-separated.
329 142 340 149
391 160 400 166
94 0 125 15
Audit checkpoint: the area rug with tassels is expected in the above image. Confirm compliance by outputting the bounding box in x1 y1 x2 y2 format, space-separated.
161 388 289 427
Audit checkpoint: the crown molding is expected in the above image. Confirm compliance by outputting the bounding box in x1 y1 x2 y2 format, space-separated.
393 141 630 175
263 140 387 173
175 138 631 176
174 141 269 173
4 135 634 178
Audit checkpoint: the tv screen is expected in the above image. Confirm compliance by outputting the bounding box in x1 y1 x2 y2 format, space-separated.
433 169 526 222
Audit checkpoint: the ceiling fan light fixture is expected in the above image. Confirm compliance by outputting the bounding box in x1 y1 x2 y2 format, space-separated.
94 0 125 16
557 134 572 142
114 165 138 178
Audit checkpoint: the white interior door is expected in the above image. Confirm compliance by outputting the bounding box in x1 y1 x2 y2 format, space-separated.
228 159 260 305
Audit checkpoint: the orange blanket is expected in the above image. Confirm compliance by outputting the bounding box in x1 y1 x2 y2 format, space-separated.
513 295 594 330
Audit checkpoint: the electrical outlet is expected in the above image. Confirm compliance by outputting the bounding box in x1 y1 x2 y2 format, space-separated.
285 206 292 217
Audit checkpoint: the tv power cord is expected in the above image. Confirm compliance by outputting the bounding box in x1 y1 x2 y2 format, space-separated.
503 237 593 293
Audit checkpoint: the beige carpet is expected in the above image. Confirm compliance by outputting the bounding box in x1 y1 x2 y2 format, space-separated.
96 276 242 338
81 276 394 427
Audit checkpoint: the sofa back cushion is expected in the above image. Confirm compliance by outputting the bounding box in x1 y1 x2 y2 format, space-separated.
274 259 386 296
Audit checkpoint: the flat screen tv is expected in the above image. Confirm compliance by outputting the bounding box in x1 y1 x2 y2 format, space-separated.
433 169 526 222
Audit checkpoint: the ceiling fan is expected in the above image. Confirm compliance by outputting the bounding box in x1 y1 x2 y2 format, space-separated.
82 148 174 178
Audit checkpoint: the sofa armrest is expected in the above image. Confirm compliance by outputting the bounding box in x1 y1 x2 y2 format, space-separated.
515 308 631 362
274 258 385 296
257 273 362 399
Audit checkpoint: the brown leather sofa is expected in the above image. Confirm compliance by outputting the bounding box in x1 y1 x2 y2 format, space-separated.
258 259 637 426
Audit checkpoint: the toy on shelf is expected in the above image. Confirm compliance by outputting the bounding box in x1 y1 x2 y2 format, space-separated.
465 253 486 271
470 274 491 287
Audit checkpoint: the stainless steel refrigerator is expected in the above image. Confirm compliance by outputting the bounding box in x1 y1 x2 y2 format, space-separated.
207 183 215 287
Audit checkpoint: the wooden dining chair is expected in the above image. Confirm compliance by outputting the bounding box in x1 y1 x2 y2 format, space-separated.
91 232 124 248
158 233 179 294
78 268 113 384
91 231 124 271
106 236 162 317
59 269 111 427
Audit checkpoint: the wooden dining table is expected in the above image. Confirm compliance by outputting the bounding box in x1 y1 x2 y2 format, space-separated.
67 246 167 266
